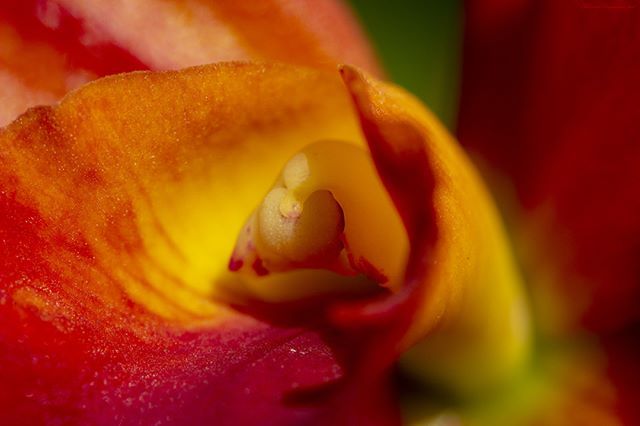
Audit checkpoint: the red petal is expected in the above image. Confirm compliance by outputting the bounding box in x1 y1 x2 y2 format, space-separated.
604 328 640 424
0 0 381 126
458 0 640 333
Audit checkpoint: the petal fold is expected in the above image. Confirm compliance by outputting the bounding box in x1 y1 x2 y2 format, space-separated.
340 66 532 395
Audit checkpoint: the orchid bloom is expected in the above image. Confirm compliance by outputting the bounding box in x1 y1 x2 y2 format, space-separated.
0 1 638 425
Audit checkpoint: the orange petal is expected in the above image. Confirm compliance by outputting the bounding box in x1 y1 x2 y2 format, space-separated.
0 62 402 424
2 62 367 321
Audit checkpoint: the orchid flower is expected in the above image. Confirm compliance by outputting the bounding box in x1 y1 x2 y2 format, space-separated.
0 1 638 425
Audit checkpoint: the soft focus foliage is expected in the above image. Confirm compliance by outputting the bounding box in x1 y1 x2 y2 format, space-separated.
348 0 462 127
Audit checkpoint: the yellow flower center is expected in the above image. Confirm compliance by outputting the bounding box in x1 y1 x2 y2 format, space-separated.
229 140 409 300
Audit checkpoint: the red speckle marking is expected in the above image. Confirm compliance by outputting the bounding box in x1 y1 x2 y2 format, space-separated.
228 258 244 272
252 258 269 277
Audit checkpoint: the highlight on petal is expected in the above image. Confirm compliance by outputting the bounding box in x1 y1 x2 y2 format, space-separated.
0 63 400 424
0 0 381 126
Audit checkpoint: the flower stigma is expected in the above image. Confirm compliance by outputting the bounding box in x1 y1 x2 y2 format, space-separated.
229 140 409 301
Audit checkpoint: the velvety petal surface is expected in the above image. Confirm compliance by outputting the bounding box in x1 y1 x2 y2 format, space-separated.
0 0 380 126
0 63 401 425
458 0 640 334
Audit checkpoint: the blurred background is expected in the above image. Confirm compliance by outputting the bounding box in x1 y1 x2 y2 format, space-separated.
348 0 462 129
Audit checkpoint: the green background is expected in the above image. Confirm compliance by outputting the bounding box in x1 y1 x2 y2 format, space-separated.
347 0 462 128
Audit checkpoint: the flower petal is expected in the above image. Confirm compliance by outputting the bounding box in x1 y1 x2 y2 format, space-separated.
339 66 532 395
458 0 640 333
2 62 366 317
0 0 381 126
0 63 400 424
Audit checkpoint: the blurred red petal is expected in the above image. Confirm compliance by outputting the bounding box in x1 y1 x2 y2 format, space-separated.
0 0 380 126
603 327 640 424
458 0 640 333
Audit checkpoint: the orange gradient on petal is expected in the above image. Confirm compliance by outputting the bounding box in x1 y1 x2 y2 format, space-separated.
1 63 364 325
